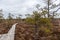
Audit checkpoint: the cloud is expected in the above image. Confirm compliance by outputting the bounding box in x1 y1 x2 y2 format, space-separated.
0 0 59 18
0 0 41 18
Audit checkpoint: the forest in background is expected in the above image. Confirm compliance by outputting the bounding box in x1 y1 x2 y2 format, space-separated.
0 0 60 40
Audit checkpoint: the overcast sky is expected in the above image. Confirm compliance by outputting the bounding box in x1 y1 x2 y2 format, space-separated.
0 0 60 18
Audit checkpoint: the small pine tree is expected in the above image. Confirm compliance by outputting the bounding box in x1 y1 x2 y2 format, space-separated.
7 13 13 20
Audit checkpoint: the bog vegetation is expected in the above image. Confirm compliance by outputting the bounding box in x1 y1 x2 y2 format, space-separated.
0 0 60 40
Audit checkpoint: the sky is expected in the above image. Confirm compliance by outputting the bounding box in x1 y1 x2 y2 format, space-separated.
0 0 60 18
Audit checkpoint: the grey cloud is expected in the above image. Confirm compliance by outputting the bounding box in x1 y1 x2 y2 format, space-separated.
0 0 46 18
